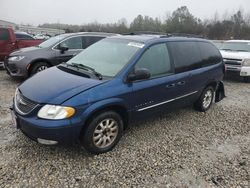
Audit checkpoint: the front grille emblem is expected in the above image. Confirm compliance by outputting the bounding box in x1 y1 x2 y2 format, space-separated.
19 98 27 106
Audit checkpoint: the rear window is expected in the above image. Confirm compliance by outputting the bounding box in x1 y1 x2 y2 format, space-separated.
168 41 201 73
15 33 34 40
0 29 10 40
198 42 222 67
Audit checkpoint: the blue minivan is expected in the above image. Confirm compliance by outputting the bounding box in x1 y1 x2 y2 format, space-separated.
11 34 225 154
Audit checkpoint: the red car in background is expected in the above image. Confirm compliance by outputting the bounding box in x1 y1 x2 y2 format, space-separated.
0 27 43 69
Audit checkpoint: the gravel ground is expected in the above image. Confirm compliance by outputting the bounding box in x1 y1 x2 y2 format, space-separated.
0 70 249 188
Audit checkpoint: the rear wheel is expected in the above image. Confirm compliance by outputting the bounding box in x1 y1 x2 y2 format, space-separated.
194 86 214 112
81 111 123 154
30 62 50 76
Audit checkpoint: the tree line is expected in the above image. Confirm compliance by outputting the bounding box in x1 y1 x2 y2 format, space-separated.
39 6 250 39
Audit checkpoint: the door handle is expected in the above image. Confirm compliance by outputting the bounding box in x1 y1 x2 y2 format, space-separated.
166 83 175 88
177 81 186 85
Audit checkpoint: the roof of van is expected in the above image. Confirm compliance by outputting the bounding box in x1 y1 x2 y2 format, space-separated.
110 34 208 43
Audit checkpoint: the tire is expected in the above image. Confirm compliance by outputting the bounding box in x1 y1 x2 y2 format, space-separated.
81 111 124 154
30 62 49 76
243 77 250 83
194 86 214 112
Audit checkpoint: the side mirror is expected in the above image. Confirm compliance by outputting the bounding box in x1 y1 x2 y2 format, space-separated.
127 68 151 82
58 46 69 54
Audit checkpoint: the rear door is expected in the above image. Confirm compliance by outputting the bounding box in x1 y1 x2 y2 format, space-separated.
167 41 202 105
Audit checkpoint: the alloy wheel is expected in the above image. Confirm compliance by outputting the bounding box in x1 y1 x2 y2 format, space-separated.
93 118 118 148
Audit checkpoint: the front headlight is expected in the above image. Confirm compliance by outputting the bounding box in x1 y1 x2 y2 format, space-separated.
8 56 25 61
242 59 250 67
38 105 75 120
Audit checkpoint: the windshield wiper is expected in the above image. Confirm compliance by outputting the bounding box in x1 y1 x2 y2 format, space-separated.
66 62 103 80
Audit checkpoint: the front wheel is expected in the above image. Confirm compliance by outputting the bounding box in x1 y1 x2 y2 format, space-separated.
30 62 50 76
81 111 124 154
194 86 214 112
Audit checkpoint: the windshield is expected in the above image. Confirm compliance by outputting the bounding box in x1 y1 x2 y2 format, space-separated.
66 38 143 77
38 35 64 48
220 42 250 52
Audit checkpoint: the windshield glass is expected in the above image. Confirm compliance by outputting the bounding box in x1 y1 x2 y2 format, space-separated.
66 38 143 77
220 42 250 52
38 35 64 48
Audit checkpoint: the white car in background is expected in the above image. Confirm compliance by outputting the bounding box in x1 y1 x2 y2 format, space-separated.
34 34 50 40
220 40 250 82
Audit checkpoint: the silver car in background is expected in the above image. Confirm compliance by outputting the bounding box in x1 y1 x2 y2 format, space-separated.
4 32 117 78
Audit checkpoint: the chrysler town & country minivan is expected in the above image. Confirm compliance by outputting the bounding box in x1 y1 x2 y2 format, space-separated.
11 34 225 154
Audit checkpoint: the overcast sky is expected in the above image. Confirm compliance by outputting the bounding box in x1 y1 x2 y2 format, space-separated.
1 0 250 25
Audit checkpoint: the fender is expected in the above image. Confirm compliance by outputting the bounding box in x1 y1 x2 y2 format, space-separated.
81 97 129 124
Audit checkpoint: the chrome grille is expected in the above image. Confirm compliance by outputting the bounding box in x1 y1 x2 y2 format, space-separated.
14 89 38 115
223 58 242 66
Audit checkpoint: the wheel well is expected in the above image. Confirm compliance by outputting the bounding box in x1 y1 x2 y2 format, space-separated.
28 59 52 75
84 105 129 131
206 81 217 90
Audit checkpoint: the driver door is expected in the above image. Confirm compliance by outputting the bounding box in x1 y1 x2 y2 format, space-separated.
52 36 83 65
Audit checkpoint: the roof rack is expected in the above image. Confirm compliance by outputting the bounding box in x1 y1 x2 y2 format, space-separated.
123 31 204 38
123 31 168 36
161 33 204 38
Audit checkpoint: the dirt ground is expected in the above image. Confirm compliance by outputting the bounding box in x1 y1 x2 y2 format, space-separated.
0 70 249 187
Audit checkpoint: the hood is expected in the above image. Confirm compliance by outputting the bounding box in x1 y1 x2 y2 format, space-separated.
220 50 250 60
19 66 105 104
10 46 44 56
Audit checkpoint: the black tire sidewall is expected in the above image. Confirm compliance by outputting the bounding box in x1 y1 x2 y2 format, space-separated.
195 86 214 112
81 111 124 154
30 62 49 76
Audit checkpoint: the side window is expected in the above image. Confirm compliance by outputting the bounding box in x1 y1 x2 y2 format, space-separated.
58 36 83 49
168 42 201 73
135 43 173 78
198 42 222 67
82 36 104 49
0 29 10 40
15 33 34 40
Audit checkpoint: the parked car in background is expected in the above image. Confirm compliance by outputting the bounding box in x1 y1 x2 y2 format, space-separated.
220 40 250 82
0 28 43 69
4 32 116 78
211 40 224 49
11 34 225 154
34 34 51 40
